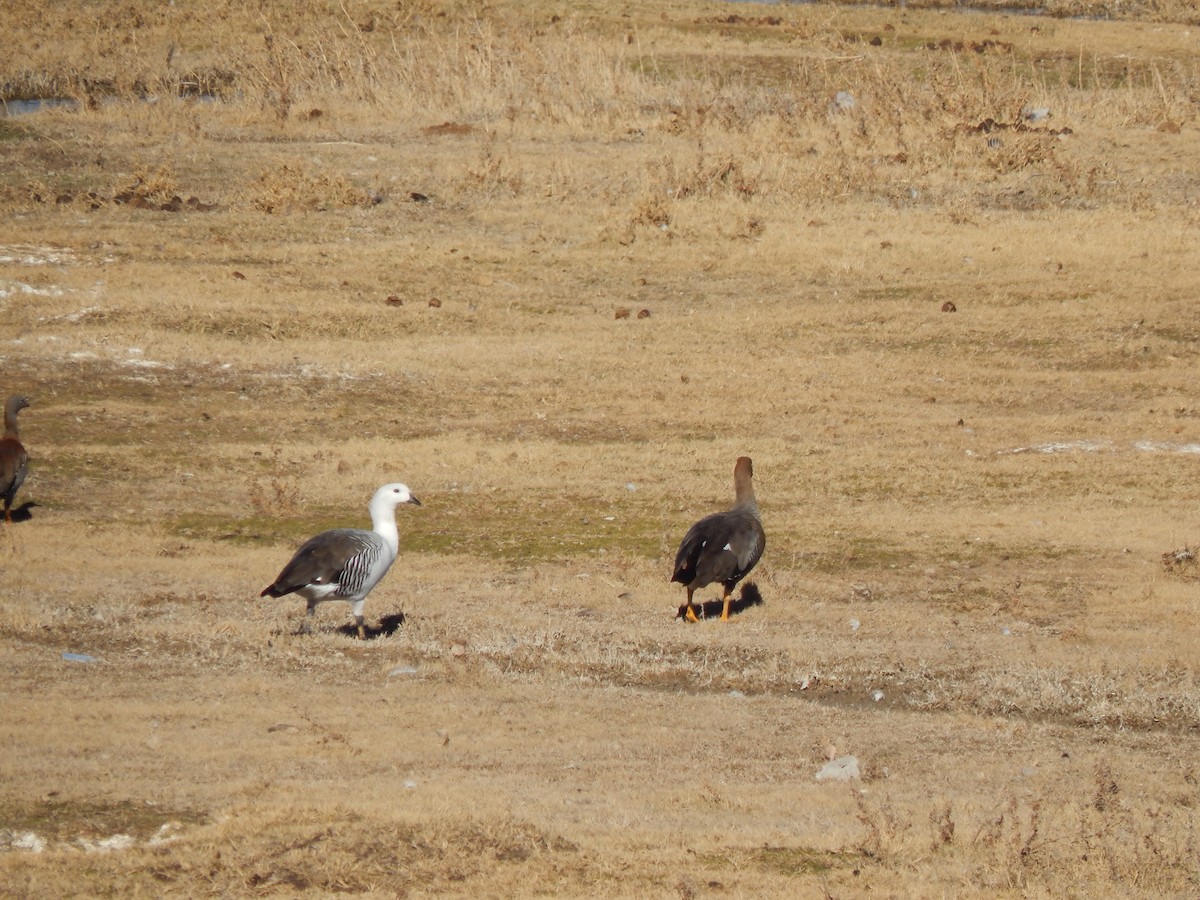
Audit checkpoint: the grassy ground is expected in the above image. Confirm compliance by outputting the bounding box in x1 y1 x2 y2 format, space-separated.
2 0 1200 895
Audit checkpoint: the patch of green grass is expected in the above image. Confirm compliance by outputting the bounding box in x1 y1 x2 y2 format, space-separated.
698 846 866 877
1 798 208 843
857 285 927 303
171 495 667 562
754 845 866 876
798 537 910 574
1151 325 1200 347
171 512 330 546
410 496 666 561
0 119 29 141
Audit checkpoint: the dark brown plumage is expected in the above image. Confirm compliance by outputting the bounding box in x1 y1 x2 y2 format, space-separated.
0 395 30 524
672 456 765 622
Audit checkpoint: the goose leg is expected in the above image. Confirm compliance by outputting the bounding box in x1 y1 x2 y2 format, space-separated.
684 588 700 623
719 588 733 622
355 615 366 640
298 601 317 635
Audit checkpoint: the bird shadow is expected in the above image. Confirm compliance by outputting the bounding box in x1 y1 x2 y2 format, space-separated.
676 582 764 622
4 501 37 524
336 611 407 640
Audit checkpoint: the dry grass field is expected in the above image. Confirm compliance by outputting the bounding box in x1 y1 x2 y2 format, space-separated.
2 0 1200 895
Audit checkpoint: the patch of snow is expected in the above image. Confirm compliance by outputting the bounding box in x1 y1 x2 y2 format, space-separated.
1132 440 1200 455
146 823 181 847
0 281 65 299
0 244 77 266
2 830 47 853
1000 440 1112 455
62 306 103 323
78 834 136 853
1000 439 1200 456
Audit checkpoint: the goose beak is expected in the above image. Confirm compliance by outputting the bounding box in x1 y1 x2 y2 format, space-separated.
408 496 422 507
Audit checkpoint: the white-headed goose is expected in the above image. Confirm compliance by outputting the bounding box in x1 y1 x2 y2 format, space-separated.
261 482 421 638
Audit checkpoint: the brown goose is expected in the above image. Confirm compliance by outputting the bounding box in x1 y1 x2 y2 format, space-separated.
672 456 765 622
0 395 30 523
261 483 421 638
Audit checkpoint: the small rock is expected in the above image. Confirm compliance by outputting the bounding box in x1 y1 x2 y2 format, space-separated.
849 618 861 632
1023 107 1051 122
267 723 300 734
831 90 856 113
816 755 860 782
388 666 419 677
871 689 885 702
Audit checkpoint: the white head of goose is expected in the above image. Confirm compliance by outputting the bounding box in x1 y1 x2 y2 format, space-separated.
1 395 30 524
671 456 765 622
260 482 421 639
